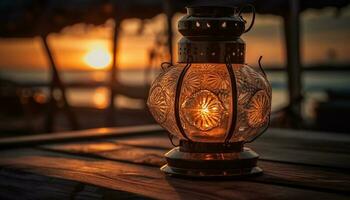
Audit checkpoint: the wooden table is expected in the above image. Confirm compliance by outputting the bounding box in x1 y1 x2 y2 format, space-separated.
0 125 349 199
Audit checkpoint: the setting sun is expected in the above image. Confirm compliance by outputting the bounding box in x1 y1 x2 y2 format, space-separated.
83 47 112 70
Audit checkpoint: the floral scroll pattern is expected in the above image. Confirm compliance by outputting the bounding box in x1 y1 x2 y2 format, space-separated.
180 64 231 141
147 65 184 138
147 63 271 143
246 90 270 128
182 90 225 131
232 64 271 142
147 85 169 123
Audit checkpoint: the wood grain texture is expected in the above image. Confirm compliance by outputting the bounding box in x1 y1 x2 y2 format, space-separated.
2 125 349 168
251 128 350 169
0 125 163 149
1 127 350 199
0 149 348 200
104 129 350 169
39 138 350 194
0 167 151 200
40 141 165 167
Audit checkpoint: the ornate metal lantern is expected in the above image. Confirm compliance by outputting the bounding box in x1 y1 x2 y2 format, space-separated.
147 5 271 177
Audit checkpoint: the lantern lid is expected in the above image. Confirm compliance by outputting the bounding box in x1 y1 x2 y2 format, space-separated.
178 6 246 39
187 6 235 17
177 5 256 63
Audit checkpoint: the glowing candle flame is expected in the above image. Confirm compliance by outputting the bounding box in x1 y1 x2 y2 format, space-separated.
182 90 225 131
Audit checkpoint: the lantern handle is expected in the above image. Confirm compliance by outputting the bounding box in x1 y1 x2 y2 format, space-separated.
258 56 267 78
224 55 238 143
161 62 172 71
173 55 193 142
238 4 256 33
246 56 270 143
167 132 179 147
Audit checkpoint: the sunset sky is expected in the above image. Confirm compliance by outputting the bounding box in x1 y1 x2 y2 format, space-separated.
0 6 349 71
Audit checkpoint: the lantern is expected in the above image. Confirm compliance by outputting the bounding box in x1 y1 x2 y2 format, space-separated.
147 5 271 177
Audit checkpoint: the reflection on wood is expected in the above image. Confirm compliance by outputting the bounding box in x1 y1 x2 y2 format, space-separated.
0 149 348 200
0 125 163 149
0 126 350 199
39 134 350 194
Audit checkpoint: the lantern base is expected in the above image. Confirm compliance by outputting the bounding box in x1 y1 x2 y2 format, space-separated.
161 146 262 178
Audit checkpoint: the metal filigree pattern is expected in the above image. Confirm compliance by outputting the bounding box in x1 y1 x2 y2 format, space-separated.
147 85 169 123
205 72 230 90
179 64 231 141
147 64 185 139
147 63 271 143
182 64 230 95
182 90 225 131
231 64 271 142
246 90 270 128
159 66 183 92
183 71 202 94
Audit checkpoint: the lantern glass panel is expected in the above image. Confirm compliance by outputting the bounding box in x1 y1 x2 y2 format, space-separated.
179 63 231 142
147 62 271 143
232 64 272 142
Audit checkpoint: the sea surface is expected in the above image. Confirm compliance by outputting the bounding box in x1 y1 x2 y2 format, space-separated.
1 69 350 120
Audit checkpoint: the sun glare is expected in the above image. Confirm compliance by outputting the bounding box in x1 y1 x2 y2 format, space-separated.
93 87 108 109
84 47 112 70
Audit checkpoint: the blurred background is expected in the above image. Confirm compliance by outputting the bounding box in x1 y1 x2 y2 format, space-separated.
0 0 349 137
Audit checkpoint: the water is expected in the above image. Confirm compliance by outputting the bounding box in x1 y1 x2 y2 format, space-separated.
1 69 350 119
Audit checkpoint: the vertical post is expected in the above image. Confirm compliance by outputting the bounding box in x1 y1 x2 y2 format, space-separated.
107 19 120 126
41 35 79 132
164 0 173 64
283 0 302 127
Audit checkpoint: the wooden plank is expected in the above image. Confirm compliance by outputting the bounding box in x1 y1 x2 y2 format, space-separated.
256 161 350 194
0 167 150 200
0 124 163 149
0 168 78 200
107 128 350 154
107 134 173 149
249 128 350 169
0 148 348 200
249 143 350 169
104 129 350 169
258 128 350 154
40 141 165 167
40 139 350 194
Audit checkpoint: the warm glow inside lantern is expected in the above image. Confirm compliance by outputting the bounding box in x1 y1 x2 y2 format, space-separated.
148 5 271 177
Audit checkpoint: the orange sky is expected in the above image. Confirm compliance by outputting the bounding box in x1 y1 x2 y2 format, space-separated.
0 7 349 71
